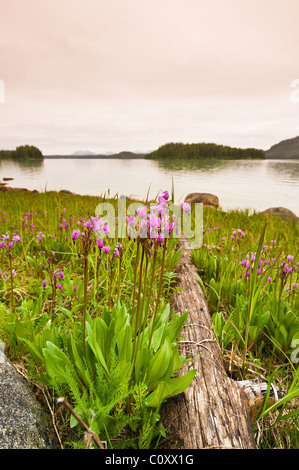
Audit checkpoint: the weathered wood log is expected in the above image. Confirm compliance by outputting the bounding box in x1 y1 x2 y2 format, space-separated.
161 240 284 449
238 379 285 424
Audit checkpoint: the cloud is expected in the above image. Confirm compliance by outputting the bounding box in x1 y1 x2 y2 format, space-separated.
0 0 299 154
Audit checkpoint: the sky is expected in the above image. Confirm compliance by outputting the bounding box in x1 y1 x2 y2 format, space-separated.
0 0 299 155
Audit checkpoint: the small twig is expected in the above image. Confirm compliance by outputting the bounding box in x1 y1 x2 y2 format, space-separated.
41 387 64 449
57 397 105 449
180 339 216 347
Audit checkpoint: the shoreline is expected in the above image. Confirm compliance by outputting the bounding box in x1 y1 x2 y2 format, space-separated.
0 185 298 221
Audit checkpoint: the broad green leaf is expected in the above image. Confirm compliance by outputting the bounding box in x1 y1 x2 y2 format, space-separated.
116 322 132 363
134 346 150 383
85 322 110 376
147 337 173 390
164 310 189 343
42 341 77 385
20 337 44 364
114 360 132 384
145 369 197 407
70 336 90 387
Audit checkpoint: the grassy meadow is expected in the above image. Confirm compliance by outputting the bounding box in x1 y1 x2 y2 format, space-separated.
192 207 299 448
0 188 298 449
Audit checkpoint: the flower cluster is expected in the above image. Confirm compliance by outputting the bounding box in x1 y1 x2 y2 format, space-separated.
125 191 190 244
71 214 112 256
238 250 298 288
0 232 21 256
200 222 298 294
231 228 245 240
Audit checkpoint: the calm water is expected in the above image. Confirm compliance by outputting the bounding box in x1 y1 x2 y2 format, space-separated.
0 158 298 216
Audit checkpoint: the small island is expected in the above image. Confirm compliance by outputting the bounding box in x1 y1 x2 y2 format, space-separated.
145 142 266 160
0 145 43 160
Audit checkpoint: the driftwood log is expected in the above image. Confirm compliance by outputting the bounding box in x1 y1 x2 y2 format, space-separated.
161 240 285 449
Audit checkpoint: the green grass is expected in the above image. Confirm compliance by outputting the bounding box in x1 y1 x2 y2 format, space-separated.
0 189 192 449
192 207 299 448
0 190 298 449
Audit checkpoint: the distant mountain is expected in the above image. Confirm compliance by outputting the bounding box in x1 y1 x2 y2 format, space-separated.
72 150 96 156
266 136 299 159
45 151 146 159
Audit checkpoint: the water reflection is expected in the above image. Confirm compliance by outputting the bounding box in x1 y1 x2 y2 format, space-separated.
0 158 44 175
155 158 228 174
153 157 270 176
267 160 299 182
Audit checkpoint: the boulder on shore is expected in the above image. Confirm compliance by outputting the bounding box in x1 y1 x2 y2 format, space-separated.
261 207 298 221
11 187 31 193
0 347 57 449
59 189 74 195
184 192 219 209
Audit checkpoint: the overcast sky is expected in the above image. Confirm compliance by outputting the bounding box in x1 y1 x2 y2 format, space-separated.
0 0 299 155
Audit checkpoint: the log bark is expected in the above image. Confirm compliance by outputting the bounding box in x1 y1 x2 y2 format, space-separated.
161 241 257 449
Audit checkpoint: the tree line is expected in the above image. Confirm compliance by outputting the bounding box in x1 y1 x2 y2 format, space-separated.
0 145 43 160
146 142 266 160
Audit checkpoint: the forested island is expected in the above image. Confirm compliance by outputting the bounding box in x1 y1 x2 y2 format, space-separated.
0 145 43 160
145 142 266 160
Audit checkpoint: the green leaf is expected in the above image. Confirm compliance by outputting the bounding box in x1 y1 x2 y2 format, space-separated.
85 322 110 377
20 337 44 364
62 274 74 297
70 336 90 387
116 322 132 363
42 341 78 385
145 369 197 407
134 346 150 384
114 360 132 385
164 310 189 343
151 324 166 351
147 337 173 390
196 274 207 296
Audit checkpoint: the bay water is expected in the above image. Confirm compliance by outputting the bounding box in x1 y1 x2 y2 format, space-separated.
0 157 298 216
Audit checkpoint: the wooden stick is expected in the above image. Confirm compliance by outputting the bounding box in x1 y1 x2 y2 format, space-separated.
57 397 105 449
160 239 256 449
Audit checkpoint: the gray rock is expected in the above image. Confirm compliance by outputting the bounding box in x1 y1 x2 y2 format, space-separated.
59 189 74 195
0 347 57 449
184 192 219 209
261 207 298 221
11 187 31 193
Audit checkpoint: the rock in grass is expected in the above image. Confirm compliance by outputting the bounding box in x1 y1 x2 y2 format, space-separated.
0 347 57 449
59 189 74 195
261 207 298 221
184 192 219 209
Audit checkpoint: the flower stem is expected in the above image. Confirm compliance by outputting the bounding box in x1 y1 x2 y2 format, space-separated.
9 256 14 314
131 239 140 316
116 257 122 306
149 239 167 348
131 243 144 364
83 254 88 354
135 250 149 354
